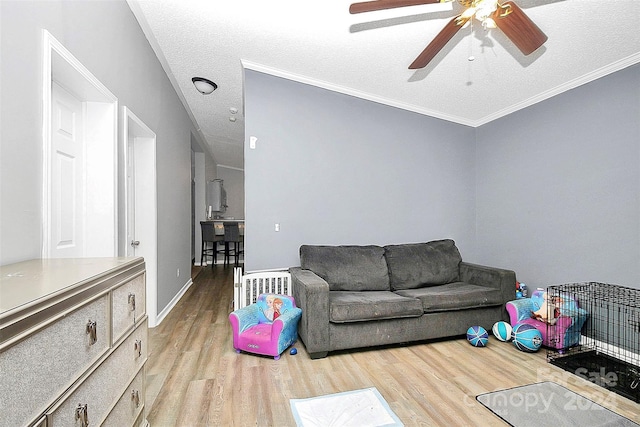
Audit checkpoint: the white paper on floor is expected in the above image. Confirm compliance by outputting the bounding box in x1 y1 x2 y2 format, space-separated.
290 387 404 427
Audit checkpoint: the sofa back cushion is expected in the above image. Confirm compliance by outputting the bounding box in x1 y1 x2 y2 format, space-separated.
384 239 462 290
300 245 390 291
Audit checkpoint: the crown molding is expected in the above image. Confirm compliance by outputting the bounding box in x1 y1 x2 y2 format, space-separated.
475 52 640 127
217 164 244 172
241 60 477 127
243 53 640 129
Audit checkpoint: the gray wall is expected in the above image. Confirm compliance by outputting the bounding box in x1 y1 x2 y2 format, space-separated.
0 1 202 314
244 66 640 290
476 64 640 288
217 166 245 220
244 70 478 271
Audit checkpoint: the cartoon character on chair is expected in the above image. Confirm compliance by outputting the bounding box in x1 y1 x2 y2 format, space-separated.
262 295 284 321
272 297 283 320
229 293 302 360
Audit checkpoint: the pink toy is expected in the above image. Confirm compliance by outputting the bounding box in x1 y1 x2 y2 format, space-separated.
506 289 587 351
229 293 302 360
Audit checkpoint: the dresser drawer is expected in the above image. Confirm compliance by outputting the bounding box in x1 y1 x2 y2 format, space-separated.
46 318 147 426
112 272 146 343
0 293 110 427
102 365 145 427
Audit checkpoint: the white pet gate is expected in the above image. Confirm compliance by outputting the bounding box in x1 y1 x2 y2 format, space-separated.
233 267 293 310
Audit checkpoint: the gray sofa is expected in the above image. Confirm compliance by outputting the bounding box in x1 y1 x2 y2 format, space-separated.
290 239 516 359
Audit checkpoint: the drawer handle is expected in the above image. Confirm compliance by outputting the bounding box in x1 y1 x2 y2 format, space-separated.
128 293 136 311
134 339 142 358
86 320 97 346
131 389 140 407
75 403 89 427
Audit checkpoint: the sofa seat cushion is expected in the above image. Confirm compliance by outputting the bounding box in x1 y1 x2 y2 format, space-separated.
300 245 390 291
395 282 503 313
329 291 423 323
384 239 462 290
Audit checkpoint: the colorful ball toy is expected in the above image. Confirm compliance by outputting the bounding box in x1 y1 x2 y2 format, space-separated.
512 323 543 352
492 321 513 342
466 325 489 347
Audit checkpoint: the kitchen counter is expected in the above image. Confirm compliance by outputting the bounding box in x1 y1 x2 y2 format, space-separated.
204 219 245 235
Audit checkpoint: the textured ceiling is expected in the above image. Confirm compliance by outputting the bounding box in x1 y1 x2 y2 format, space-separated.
128 0 640 170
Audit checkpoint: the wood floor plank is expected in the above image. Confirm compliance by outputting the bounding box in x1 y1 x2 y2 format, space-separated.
147 349 201 424
175 379 215 426
146 265 640 426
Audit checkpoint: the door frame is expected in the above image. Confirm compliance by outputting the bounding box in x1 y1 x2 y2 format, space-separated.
123 107 158 327
42 30 118 258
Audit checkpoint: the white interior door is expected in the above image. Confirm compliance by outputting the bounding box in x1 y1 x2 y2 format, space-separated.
123 107 158 327
43 31 118 259
51 82 85 257
126 140 137 256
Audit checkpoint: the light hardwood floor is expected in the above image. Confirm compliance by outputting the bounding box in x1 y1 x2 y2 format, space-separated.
146 265 640 426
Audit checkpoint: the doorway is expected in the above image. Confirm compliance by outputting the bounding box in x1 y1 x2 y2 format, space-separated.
123 107 158 327
42 30 117 258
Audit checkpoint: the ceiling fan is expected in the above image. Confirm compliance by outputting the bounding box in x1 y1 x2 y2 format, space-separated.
349 0 548 69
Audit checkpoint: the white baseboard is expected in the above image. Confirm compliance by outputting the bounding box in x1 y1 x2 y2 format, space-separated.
153 278 193 327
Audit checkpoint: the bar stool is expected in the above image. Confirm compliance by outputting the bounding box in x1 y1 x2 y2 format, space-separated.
223 222 244 266
200 222 216 267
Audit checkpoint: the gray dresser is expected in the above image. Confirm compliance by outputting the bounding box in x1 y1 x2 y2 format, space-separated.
0 257 148 427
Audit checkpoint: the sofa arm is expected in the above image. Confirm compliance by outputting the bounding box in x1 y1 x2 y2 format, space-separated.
460 262 516 319
290 267 330 359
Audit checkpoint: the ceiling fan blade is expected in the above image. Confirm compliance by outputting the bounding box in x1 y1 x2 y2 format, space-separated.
491 1 548 55
409 15 470 69
350 0 443 14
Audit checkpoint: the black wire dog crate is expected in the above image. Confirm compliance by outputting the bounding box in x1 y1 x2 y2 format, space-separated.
546 282 640 402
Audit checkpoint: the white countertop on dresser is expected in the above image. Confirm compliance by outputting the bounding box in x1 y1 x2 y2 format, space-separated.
0 257 142 314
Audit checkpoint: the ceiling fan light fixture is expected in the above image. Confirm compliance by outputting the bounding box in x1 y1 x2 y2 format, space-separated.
461 7 476 19
474 0 498 27
192 77 218 95
349 0 548 69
